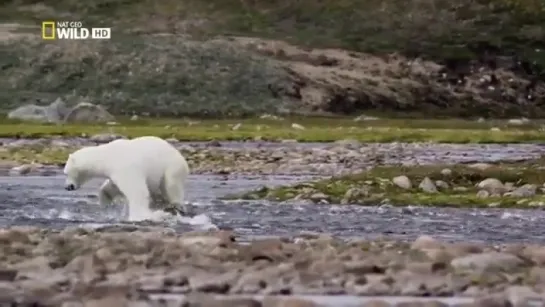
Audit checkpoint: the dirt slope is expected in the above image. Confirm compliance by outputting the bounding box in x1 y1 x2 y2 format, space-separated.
0 0 544 117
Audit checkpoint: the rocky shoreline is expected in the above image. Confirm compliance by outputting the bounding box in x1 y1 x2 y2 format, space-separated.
1 137 545 177
0 227 544 306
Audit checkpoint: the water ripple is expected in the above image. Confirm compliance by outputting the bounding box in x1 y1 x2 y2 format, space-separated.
0 175 545 243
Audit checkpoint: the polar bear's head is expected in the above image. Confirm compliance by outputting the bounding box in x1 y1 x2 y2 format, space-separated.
63 147 97 191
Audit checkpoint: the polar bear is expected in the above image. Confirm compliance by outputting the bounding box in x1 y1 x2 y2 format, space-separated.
63 136 191 221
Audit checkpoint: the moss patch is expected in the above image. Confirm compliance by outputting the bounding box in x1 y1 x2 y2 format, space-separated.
0 147 69 165
233 158 545 208
0 117 545 143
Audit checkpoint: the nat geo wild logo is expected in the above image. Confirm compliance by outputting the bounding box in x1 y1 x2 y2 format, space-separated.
41 21 111 40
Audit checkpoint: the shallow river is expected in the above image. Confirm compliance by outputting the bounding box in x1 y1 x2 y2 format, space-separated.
1 173 545 244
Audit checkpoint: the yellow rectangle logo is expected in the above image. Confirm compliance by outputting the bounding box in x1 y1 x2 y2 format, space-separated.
42 21 55 40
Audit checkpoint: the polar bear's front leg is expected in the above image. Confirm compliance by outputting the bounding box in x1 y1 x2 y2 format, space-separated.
98 179 121 206
110 174 152 222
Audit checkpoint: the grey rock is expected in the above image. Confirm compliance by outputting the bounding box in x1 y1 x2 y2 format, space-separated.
89 133 126 143
291 123 305 130
310 192 329 202
507 184 537 197
7 98 68 123
451 252 523 271
473 294 510 307
476 190 490 198
392 175 412 190
189 271 238 293
361 300 390 307
505 286 543 307
435 180 449 190
411 235 442 250
419 177 437 193
453 186 468 192
9 164 33 176
440 168 452 176
341 187 369 204
49 98 69 119
468 163 493 171
504 182 516 191
187 296 261 307
64 102 115 123
476 178 504 193
529 267 545 283
0 281 23 300
334 139 361 149
350 282 391 295
395 272 448 296
507 118 530 125
354 115 379 121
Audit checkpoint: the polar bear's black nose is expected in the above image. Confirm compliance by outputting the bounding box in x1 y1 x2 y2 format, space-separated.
65 184 75 191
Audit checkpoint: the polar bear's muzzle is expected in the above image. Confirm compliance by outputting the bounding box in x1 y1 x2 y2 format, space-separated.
65 183 76 191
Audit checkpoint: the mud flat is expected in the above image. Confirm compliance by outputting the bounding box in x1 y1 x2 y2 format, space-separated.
1 227 545 306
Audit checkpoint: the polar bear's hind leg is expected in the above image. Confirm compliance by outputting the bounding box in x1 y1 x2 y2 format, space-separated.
163 166 191 216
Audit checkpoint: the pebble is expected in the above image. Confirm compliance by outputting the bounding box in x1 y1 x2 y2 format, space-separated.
440 168 452 176
0 229 536 305
450 252 524 271
419 177 437 193
393 175 412 189
0 227 540 305
477 178 504 193
0 139 543 177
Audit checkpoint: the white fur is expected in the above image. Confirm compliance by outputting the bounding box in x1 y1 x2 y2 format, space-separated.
63 136 190 221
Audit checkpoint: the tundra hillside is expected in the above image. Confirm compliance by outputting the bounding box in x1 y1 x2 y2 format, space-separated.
0 0 544 118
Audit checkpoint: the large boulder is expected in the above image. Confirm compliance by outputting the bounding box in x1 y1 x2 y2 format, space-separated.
63 102 115 123
7 98 68 123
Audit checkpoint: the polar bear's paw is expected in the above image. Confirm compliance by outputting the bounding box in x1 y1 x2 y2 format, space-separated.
163 202 195 217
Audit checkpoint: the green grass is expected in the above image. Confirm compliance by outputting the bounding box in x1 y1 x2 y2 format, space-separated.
1 117 545 143
3 0 544 68
0 37 288 117
232 158 545 208
0 0 544 118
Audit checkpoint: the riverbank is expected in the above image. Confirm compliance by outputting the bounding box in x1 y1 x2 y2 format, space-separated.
2 135 545 209
234 158 545 209
1 227 544 305
1 137 544 177
1 117 545 143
